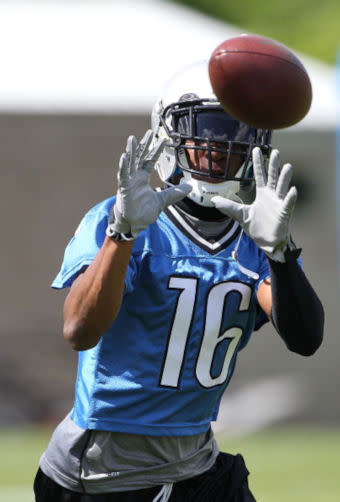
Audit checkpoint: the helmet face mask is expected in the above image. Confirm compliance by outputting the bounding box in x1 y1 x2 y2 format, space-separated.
152 61 272 207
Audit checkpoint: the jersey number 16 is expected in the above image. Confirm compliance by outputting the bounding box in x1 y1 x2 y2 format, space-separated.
160 276 252 389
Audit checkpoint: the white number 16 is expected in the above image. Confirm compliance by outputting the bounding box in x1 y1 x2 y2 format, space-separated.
160 277 252 389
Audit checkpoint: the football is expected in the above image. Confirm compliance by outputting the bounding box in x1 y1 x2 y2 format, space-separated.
208 34 312 129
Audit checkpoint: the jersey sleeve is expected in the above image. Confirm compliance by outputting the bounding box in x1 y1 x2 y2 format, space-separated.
51 198 139 291
51 202 109 289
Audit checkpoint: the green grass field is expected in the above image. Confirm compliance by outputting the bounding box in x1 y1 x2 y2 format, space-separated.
1 425 339 502
218 427 340 502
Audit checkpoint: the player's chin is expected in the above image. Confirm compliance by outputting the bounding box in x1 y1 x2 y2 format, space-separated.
192 172 225 184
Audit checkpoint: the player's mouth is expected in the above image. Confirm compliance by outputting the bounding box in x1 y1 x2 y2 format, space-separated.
192 158 228 181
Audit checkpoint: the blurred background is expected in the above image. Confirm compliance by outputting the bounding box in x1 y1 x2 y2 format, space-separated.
0 0 339 500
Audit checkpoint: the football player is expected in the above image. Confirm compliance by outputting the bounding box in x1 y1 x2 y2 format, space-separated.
34 61 324 502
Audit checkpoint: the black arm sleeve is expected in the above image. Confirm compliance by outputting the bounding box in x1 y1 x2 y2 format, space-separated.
268 251 324 356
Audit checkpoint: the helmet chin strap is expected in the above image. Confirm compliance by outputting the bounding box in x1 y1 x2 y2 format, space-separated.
180 171 243 207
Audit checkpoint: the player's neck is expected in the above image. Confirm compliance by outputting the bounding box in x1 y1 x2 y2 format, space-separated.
174 197 228 222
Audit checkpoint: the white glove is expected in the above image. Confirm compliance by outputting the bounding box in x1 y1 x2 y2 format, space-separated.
106 129 192 240
211 147 298 263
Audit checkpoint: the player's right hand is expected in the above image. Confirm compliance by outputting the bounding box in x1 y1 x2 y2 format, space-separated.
106 130 192 240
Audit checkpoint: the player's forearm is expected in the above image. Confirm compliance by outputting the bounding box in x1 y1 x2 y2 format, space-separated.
269 255 324 356
63 236 134 351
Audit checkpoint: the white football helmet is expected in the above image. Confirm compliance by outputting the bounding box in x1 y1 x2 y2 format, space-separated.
151 60 272 207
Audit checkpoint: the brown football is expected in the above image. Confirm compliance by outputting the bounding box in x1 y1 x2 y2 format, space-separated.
208 34 312 129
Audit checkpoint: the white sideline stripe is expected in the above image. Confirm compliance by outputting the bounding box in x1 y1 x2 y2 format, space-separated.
0 487 34 502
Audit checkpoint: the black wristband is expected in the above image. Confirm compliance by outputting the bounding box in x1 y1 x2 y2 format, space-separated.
283 246 302 262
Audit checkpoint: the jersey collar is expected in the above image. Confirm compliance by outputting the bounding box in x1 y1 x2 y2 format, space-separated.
164 203 241 255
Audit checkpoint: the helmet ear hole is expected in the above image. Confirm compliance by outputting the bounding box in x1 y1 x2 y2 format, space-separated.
155 140 178 183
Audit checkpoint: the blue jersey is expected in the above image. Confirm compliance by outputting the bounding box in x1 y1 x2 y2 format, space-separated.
53 197 270 436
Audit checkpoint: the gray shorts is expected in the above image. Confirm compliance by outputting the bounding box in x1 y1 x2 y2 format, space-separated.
34 451 256 502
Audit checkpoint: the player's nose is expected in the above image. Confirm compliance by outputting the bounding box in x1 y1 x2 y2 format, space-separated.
203 142 227 160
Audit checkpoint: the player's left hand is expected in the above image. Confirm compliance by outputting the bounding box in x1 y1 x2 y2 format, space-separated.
211 147 297 262
107 129 192 240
